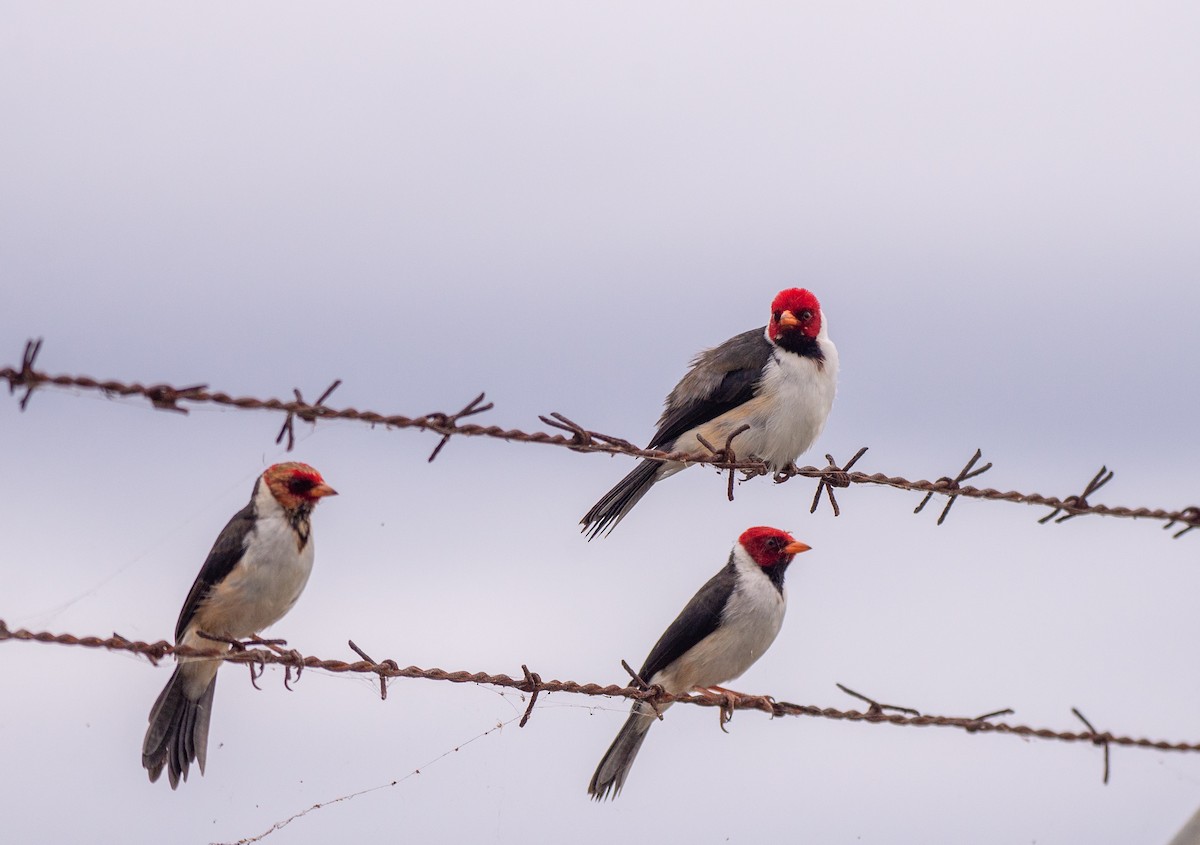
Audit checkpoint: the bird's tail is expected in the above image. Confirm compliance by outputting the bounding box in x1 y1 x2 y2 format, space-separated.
580 459 662 540
588 703 657 800
142 665 217 789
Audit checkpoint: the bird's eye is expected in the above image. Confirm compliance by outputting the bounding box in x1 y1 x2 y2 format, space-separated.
288 477 316 495
768 537 783 550
772 310 782 323
799 309 813 321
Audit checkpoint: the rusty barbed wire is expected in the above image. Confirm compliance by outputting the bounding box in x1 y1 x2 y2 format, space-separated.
3 620 1199 762
4 339 1199 536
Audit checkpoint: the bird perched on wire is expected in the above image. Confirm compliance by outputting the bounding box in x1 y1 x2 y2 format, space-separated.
142 462 337 788
580 288 838 539
588 526 810 800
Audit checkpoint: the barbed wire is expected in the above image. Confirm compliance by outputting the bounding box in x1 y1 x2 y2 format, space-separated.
4 339 1198 536
4 620 1199 782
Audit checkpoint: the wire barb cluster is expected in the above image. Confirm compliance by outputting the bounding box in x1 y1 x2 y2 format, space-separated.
3 339 1199 536
4 620 1199 779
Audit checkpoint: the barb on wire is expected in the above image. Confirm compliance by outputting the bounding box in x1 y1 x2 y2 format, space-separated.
276 380 342 451
1039 466 1115 525
4 344 1200 538
620 659 652 692
147 382 210 414
1072 707 1112 784
695 424 752 502
426 392 494 462
538 412 595 451
539 412 639 452
518 664 542 727
836 682 920 718
809 448 869 516
1164 506 1200 540
6 621 1200 761
9 338 43 410
348 640 398 701
913 448 993 525
964 707 1016 732
621 659 665 720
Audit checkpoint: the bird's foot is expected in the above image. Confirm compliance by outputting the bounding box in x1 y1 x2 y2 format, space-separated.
693 685 745 733
699 684 745 697
248 660 265 690
248 637 305 690
281 650 305 690
718 692 737 733
195 631 265 688
771 461 800 483
749 693 778 719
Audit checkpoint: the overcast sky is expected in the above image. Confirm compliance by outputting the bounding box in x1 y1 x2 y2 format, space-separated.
3 3 1200 844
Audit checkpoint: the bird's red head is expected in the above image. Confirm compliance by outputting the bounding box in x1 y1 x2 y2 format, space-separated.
767 288 822 343
738 526 812 568
262 462 337 510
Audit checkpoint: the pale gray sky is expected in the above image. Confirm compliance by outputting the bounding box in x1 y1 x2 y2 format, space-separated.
3 3 1200 843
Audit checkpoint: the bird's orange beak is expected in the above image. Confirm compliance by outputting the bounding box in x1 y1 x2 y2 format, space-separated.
310 483 338 498
785 540 811 554
777 310 802 329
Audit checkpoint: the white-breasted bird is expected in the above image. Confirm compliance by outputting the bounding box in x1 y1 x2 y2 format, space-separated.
588 526 810 800
581 288 838 539
142 462 337 788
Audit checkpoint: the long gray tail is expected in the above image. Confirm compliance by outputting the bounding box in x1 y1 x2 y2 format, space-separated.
588 704 656 800
142 666 216 789
580 459 661 540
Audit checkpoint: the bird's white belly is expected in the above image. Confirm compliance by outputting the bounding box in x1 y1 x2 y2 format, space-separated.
653 580 786 694
189 517 315 641
677 347 838 471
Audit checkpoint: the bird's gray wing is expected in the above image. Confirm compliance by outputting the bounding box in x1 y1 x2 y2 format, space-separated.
173 500 257 641
650 327 772 450
638 559 737 682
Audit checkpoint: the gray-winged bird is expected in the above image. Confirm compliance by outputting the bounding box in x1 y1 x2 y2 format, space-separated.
588 526 810 799
581 289 838 538
142 462 337 788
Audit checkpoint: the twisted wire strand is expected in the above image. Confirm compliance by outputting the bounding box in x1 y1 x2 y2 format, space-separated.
4 342 1198 535
4 621 1197 755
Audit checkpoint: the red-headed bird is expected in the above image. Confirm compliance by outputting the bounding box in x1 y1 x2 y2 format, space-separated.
588 526 810 799
581 289 837 538
142 462 337 788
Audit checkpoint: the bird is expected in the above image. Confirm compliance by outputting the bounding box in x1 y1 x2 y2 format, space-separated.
588 526 810 800
142 462 337 788
580 288 838 539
